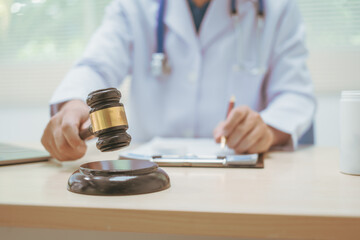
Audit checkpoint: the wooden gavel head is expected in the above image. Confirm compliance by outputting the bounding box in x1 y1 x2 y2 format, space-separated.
81 88 131 152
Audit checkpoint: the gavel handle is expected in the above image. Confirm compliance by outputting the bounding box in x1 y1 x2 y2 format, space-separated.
79 126 93 140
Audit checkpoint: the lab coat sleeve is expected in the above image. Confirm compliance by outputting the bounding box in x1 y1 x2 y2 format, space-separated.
50 0 132 104
260 0 316 150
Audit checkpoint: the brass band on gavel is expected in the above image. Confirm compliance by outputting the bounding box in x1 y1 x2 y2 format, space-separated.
90 106 128 133
79 88 131 152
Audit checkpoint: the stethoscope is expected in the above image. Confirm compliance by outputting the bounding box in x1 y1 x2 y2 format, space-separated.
151 0 265 78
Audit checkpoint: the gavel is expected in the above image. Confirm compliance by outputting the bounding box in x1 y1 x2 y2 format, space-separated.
66 88 171 196
79 88 131 152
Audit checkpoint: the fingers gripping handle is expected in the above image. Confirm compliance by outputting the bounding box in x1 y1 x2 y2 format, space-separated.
79 127 93 140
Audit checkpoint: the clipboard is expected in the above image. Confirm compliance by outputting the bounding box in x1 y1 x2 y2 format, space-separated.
0 143 50 166
119 138 264 168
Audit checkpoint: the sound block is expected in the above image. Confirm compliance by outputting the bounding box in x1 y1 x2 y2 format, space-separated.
67 159 170 195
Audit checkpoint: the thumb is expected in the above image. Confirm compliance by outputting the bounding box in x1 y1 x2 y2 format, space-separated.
80 118 95 140
80 118 91 131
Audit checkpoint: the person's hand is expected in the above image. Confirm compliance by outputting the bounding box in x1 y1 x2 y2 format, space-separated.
213 106 290 154
41 100 90 161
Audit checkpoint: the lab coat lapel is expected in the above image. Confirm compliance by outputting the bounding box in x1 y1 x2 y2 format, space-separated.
200 0 232 49
164 0 198 49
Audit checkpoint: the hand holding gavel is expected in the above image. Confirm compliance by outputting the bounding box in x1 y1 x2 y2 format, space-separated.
41 88 131 161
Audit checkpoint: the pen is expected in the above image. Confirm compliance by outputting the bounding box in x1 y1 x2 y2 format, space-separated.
221 95 236 149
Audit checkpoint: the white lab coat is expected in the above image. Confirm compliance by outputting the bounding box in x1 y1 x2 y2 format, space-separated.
51 0 316 149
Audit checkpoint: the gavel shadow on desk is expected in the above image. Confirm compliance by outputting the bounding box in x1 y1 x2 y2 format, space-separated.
67 88 170 196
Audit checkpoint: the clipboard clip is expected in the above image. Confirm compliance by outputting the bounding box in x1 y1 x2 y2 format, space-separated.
121 153 258 167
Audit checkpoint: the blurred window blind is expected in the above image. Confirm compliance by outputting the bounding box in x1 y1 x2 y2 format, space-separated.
0 0 359 106
297 0 360 92
0 0 111 105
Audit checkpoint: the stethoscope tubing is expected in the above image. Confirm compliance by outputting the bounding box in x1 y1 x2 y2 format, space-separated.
153 0 265 76
156 0 167 53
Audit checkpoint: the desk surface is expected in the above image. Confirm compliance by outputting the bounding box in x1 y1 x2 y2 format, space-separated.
1 142 359 239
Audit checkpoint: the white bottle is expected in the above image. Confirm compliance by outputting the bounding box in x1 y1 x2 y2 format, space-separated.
340 90 360 175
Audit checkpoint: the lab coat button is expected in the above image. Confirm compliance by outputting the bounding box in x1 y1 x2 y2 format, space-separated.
183 129 194 137
188 72 198 83
232 64 240 72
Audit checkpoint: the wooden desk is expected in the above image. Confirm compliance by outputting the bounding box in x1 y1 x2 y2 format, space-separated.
0 142 359 240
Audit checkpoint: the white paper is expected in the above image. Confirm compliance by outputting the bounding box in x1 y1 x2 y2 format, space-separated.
121 137 249 157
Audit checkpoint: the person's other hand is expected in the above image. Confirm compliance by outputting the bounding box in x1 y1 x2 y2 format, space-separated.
213 106 290 154
41 100 90 161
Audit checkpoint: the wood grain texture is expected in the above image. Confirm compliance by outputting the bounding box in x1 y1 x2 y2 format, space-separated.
1 205 360 239
1 142 360 239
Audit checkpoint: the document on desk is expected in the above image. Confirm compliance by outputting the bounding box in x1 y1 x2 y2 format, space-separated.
119 137 264 168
